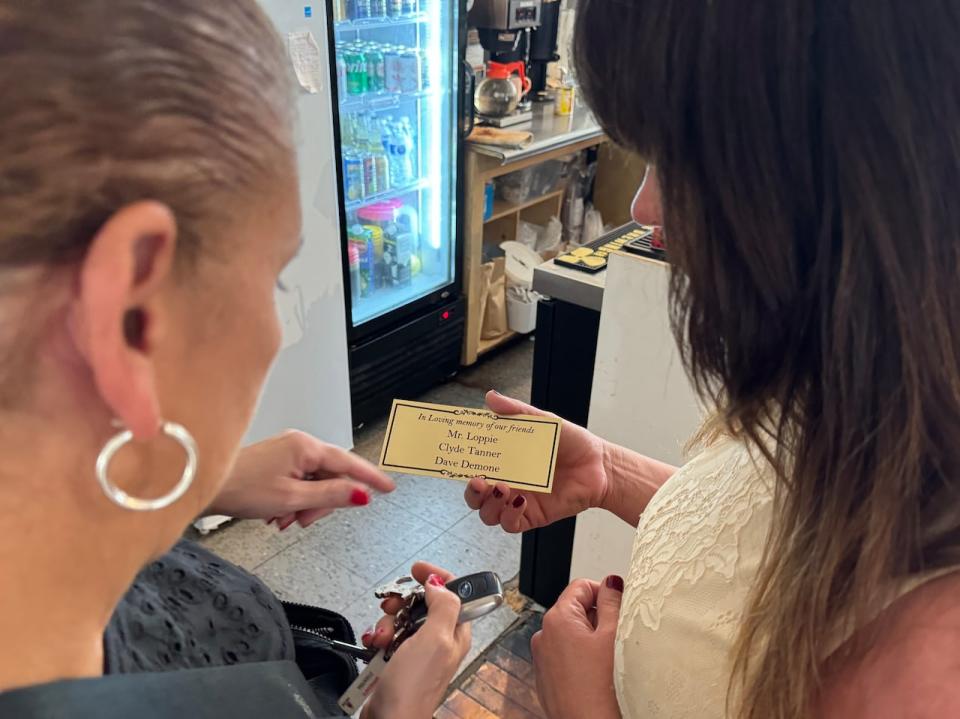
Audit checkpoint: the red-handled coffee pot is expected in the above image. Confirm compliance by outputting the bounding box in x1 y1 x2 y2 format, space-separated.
475 61 532 118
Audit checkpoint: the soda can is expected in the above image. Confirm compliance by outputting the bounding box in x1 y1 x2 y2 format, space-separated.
336 55 347 100
384 47 402 93
374 153 391 193
401 0 417 14
365 46 385 93
344 155 365 202
348 227 375 297
362 154 378 196
345 47 368 95
397 49 421 94
387 0 403 16
370 0 386 17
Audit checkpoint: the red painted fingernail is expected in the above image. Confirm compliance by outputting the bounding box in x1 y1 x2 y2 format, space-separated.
278 518 295 531
350 489 370 506
606 575 624 592
361 629 373 643
428 574 445 588
512 495 525 508
492 488 504 499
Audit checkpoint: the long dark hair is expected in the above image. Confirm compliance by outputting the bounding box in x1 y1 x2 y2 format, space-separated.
575 1 960 717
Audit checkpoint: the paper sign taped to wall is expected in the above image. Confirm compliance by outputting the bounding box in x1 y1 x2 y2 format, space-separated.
287 30 323 94
379 400 561 493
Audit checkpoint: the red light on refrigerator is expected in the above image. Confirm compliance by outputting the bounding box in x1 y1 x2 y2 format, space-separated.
441 311 451 321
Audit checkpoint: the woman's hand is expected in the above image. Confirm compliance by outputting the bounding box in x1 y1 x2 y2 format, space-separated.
361 562 471 719
532 576 624 719
206 431 395 529
463 391 611 532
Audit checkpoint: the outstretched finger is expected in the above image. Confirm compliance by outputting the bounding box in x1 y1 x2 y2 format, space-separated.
296 436 396 494
288 477 375 513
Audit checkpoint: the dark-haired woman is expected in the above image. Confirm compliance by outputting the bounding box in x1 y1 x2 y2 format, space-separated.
459 1 960 717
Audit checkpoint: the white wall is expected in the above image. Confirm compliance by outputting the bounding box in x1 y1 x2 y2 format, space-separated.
246 0 353 449
569 252 704 580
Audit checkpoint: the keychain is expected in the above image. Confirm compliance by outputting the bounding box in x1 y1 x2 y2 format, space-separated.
337 571 504 714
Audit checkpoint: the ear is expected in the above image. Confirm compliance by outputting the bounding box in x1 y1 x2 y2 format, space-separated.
631 165 664 226
71 201 178 440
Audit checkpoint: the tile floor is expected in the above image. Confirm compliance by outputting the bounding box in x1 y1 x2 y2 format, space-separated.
199 338 535 674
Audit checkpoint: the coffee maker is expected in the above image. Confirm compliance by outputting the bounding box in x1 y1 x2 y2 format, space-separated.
468 0 543 126
527 0 561 101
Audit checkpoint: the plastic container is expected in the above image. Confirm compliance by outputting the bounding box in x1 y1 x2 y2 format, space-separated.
496 166 534 204
529 160 565 198
484 181 495 221
500 240 543 290
506 288 540 334
496 161 565 205
555 84 576 116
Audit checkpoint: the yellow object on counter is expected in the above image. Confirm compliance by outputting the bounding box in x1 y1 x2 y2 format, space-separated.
556 84 576 116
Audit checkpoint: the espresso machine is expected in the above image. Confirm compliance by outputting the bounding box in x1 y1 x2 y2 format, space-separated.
468 0 547 127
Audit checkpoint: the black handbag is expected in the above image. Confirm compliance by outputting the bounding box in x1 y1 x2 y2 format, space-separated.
281 600 360 710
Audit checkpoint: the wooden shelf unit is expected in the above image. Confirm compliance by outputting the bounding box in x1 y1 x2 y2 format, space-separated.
486 188 565 224
462 135 608 366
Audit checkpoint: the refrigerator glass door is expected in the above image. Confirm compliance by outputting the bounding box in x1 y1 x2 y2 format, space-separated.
333 0 460 328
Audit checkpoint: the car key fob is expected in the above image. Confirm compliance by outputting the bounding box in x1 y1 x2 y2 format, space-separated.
407 571 503 628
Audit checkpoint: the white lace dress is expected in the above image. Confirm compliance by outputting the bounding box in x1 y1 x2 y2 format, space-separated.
614 437 774 718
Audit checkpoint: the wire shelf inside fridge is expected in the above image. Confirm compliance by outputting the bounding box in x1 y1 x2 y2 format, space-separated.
339 89 436 114
345 177 431 213
335 13 427 33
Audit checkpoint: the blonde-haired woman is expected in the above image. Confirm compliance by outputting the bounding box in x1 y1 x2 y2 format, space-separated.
0 2 468 717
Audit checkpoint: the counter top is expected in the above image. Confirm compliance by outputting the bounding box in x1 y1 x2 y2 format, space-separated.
534 249 668 312
469 103 603 165
533 255 607 312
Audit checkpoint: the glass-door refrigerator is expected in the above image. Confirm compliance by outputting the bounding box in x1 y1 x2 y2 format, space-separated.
326 0 469 427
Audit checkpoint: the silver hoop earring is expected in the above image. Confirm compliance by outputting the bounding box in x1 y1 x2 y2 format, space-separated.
96 421 198 512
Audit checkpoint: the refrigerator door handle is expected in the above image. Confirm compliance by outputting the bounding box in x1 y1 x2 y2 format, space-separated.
461 60 476 139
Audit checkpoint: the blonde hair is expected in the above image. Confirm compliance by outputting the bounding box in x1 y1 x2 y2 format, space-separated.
0 0 295 400
0 0 294 268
